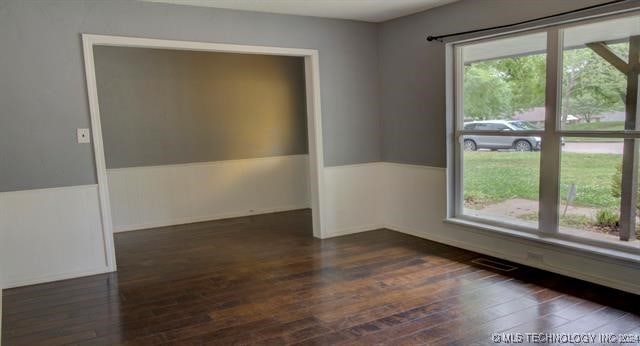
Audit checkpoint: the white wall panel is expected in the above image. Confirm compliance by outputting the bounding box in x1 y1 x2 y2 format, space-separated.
381 163 446 231
322 163 384 237
107 155 310 232
0 185 107 289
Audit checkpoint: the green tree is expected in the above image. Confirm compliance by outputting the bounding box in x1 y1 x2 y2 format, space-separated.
571 93 616 123
464 55 545 120
463 64 512 120
562 45 626 123
491 55 546 114
463 43 628 122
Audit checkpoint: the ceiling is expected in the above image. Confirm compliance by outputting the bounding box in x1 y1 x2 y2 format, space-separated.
142 0 459 23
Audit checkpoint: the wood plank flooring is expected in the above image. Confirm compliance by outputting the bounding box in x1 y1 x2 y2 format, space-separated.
2 209 640 345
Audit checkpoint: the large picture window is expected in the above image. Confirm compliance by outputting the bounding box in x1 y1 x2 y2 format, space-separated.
452 12 640 252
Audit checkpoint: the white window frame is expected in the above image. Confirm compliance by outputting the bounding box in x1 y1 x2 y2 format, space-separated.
446 9 640 257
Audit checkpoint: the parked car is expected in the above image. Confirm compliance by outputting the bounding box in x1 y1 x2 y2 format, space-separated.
463 120 541 151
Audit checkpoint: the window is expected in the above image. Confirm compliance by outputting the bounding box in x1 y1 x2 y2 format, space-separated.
458 32 546 229
451 12 640 252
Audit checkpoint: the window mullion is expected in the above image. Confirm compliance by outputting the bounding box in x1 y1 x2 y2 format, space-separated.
538 29 563 234
619 36 640 241
454 46 465 218
619 139 639 241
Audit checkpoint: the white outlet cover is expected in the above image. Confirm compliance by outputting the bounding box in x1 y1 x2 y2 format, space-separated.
77 128 91 143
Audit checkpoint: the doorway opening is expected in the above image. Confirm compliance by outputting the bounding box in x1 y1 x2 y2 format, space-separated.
82 34 325 271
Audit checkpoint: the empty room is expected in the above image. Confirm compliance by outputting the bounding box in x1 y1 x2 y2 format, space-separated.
1 0 640 345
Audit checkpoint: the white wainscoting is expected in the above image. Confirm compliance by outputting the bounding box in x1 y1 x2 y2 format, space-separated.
107 155 311 232
379 162 640 295
322 163 384 237
0 185 108 289
3 161 640 295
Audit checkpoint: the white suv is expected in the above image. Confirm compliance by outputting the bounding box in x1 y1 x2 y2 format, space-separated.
463 120 541 151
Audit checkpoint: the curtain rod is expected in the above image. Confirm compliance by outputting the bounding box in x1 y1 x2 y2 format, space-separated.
426 0 631 42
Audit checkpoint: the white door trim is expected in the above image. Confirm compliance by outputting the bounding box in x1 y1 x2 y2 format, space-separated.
81 34 327 271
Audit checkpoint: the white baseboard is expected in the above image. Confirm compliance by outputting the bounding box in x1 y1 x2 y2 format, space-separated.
0 185 109 289
2 266 110 290
323 224 385 239
114 205 309 232
108 155 311 233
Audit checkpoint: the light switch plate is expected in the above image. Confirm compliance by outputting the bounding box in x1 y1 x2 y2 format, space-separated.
77 128 91 143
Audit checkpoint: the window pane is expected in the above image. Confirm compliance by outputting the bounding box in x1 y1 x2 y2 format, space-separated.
462 136 540 228
557 138 633 245
560 14 640 131
461 32 547 130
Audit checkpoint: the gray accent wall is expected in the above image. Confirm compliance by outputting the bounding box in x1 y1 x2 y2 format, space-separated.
1 0 633 192
378 0 618 167
94 47 308 169
0 0 380 192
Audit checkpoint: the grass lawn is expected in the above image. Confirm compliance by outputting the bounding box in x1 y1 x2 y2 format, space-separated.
562 121 624 142
506 121 626 142
563 121 624 131
463 151 621 209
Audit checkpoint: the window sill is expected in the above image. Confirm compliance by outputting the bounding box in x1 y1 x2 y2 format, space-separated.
443 217 640 265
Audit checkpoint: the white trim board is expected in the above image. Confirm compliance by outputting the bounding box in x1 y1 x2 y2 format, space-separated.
82 34 327 272
112 206 310 234
108 155 311 233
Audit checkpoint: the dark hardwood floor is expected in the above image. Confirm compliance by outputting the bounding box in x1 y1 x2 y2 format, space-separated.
2 209 640 345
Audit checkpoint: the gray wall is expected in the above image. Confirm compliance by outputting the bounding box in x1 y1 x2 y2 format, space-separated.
1 0 632 191
0 0 380 192
94 47 307 169
378 0 617 167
